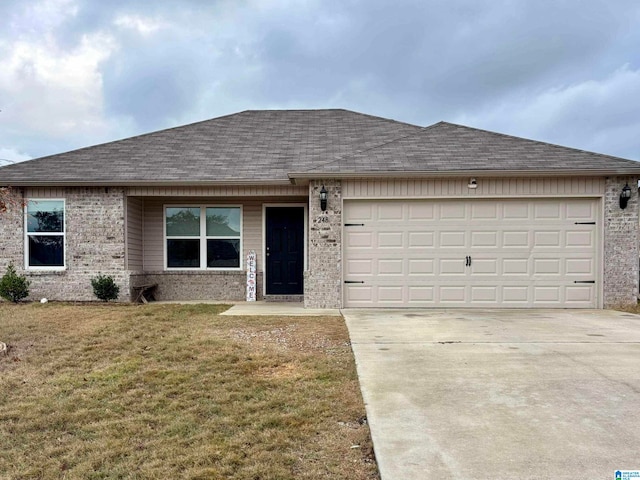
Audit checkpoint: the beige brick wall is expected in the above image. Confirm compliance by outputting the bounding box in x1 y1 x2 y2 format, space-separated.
130 271 263 301
603 176 639 307
304 180 342 308
0 187 129 302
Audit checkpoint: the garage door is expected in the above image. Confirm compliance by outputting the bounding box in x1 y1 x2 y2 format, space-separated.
343 198 599 308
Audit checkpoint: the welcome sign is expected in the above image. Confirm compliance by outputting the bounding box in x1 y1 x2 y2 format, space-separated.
246 250 257 302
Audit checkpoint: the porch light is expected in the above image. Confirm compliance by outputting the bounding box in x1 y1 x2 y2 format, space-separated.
320 185 328 211
620 184 632 209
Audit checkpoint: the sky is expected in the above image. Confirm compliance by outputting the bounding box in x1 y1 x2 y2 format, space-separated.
1 0 639 166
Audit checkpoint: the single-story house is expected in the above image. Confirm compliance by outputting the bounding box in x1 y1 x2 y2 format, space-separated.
0 109 639 308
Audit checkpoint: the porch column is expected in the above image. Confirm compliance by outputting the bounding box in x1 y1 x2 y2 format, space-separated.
603 176 639 307
305 180 342 309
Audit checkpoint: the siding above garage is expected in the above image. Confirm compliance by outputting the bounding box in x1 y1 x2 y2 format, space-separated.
342 177 605 198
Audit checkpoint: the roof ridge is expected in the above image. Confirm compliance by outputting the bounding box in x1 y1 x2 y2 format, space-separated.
439 121 639 164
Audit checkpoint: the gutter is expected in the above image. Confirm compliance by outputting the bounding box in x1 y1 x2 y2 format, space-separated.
287 168 640 184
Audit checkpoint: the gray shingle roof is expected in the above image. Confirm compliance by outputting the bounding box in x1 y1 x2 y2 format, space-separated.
292 121 640 177
0 109 421 186
1 110 638 186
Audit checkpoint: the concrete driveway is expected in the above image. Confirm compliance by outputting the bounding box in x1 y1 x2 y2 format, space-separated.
343 309 640 480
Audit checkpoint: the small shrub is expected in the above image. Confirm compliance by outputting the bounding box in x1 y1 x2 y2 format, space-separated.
91 275 120 302
0 263 30 303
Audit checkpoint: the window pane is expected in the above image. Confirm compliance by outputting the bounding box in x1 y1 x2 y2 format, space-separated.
29 236 64 267
167 239 200 268
207 239 240 268
27 200 64 233
206 208 240 236
166 207 200 236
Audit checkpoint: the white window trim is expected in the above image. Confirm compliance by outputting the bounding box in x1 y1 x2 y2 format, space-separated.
24 198 66 271
163 204 243 271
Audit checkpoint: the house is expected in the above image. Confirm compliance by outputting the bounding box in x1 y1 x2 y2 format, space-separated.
0 109 639 309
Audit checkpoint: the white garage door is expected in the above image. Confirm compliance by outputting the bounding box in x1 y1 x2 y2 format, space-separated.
343 198 599 308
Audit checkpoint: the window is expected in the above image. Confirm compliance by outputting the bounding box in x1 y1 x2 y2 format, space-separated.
25 199 65 268
165 206 242 269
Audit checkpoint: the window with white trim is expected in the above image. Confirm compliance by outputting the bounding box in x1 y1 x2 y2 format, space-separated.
165 206 242 269
25 199 65 268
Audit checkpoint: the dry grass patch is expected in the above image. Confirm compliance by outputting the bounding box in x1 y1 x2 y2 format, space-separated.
0 303 378 479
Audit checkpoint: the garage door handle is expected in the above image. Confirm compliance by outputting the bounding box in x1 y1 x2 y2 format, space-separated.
574 280 595 284
465 256 472 267
344 280 365 284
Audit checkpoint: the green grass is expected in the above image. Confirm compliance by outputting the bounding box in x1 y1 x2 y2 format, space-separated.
0 303 378 479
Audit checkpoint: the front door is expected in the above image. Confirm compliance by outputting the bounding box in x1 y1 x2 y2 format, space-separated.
265 207 304 295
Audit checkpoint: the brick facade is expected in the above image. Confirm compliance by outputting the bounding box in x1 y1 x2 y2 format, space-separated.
131 271 262 301
603 176 639 307
304 180 342 308
1 177 638 308
0 187 129 302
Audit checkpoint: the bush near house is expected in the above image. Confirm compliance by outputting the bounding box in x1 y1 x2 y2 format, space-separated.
91 274 120 302
0 263 30 303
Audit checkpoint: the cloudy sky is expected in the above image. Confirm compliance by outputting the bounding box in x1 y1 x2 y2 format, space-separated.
1 0 639 166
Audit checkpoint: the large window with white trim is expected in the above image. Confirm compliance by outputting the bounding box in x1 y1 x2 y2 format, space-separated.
165 206 242 269
25 199 65 268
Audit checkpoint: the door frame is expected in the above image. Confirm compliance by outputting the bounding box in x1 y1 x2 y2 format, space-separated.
262 203 308 296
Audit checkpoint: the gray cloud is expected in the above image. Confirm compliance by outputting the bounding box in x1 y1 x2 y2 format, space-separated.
0 0 638 162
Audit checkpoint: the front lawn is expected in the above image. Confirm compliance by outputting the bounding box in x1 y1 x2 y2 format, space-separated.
0 303 378 479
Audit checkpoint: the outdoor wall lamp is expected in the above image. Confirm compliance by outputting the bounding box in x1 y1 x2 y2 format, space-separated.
320 185 328 211
620 184 632 209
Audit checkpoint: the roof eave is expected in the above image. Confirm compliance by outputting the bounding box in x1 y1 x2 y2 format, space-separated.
288 168 640 181
0 179 297 188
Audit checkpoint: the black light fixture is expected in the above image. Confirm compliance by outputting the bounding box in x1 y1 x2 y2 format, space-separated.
620 184 632 209
319 185 328 212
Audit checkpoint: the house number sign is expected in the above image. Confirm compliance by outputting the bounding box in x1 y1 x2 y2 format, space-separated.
246 250 257 302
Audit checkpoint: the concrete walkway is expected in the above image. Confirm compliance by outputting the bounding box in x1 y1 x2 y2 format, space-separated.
343 309 640 480
220 301 340 316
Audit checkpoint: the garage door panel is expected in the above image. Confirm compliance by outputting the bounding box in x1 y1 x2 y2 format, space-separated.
378 259 404 275
343 199 598 308
471 203 499 219
471 231 498 247
534 202 561 220
503 202 530 219
378 203 404 221
440 259 466 275
566 230 594 248
440 203 466 220
533 258 562 275
503 258 529 275
378 231 404 248
345 203 373 222
471 286 498 302
345 231 373 248
534 231 562 247
502 231 530 248
346 259 373 275
440 231 466 247
566 200 596 220
408 286 434 302
439 286 466 302
470 259 498 275
565 258 594 275
378 286 404 302
408 203 435 220
408 231 434 247
502 286 529 302
534 287 561 303
408 259 434 275
565 285 594 303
